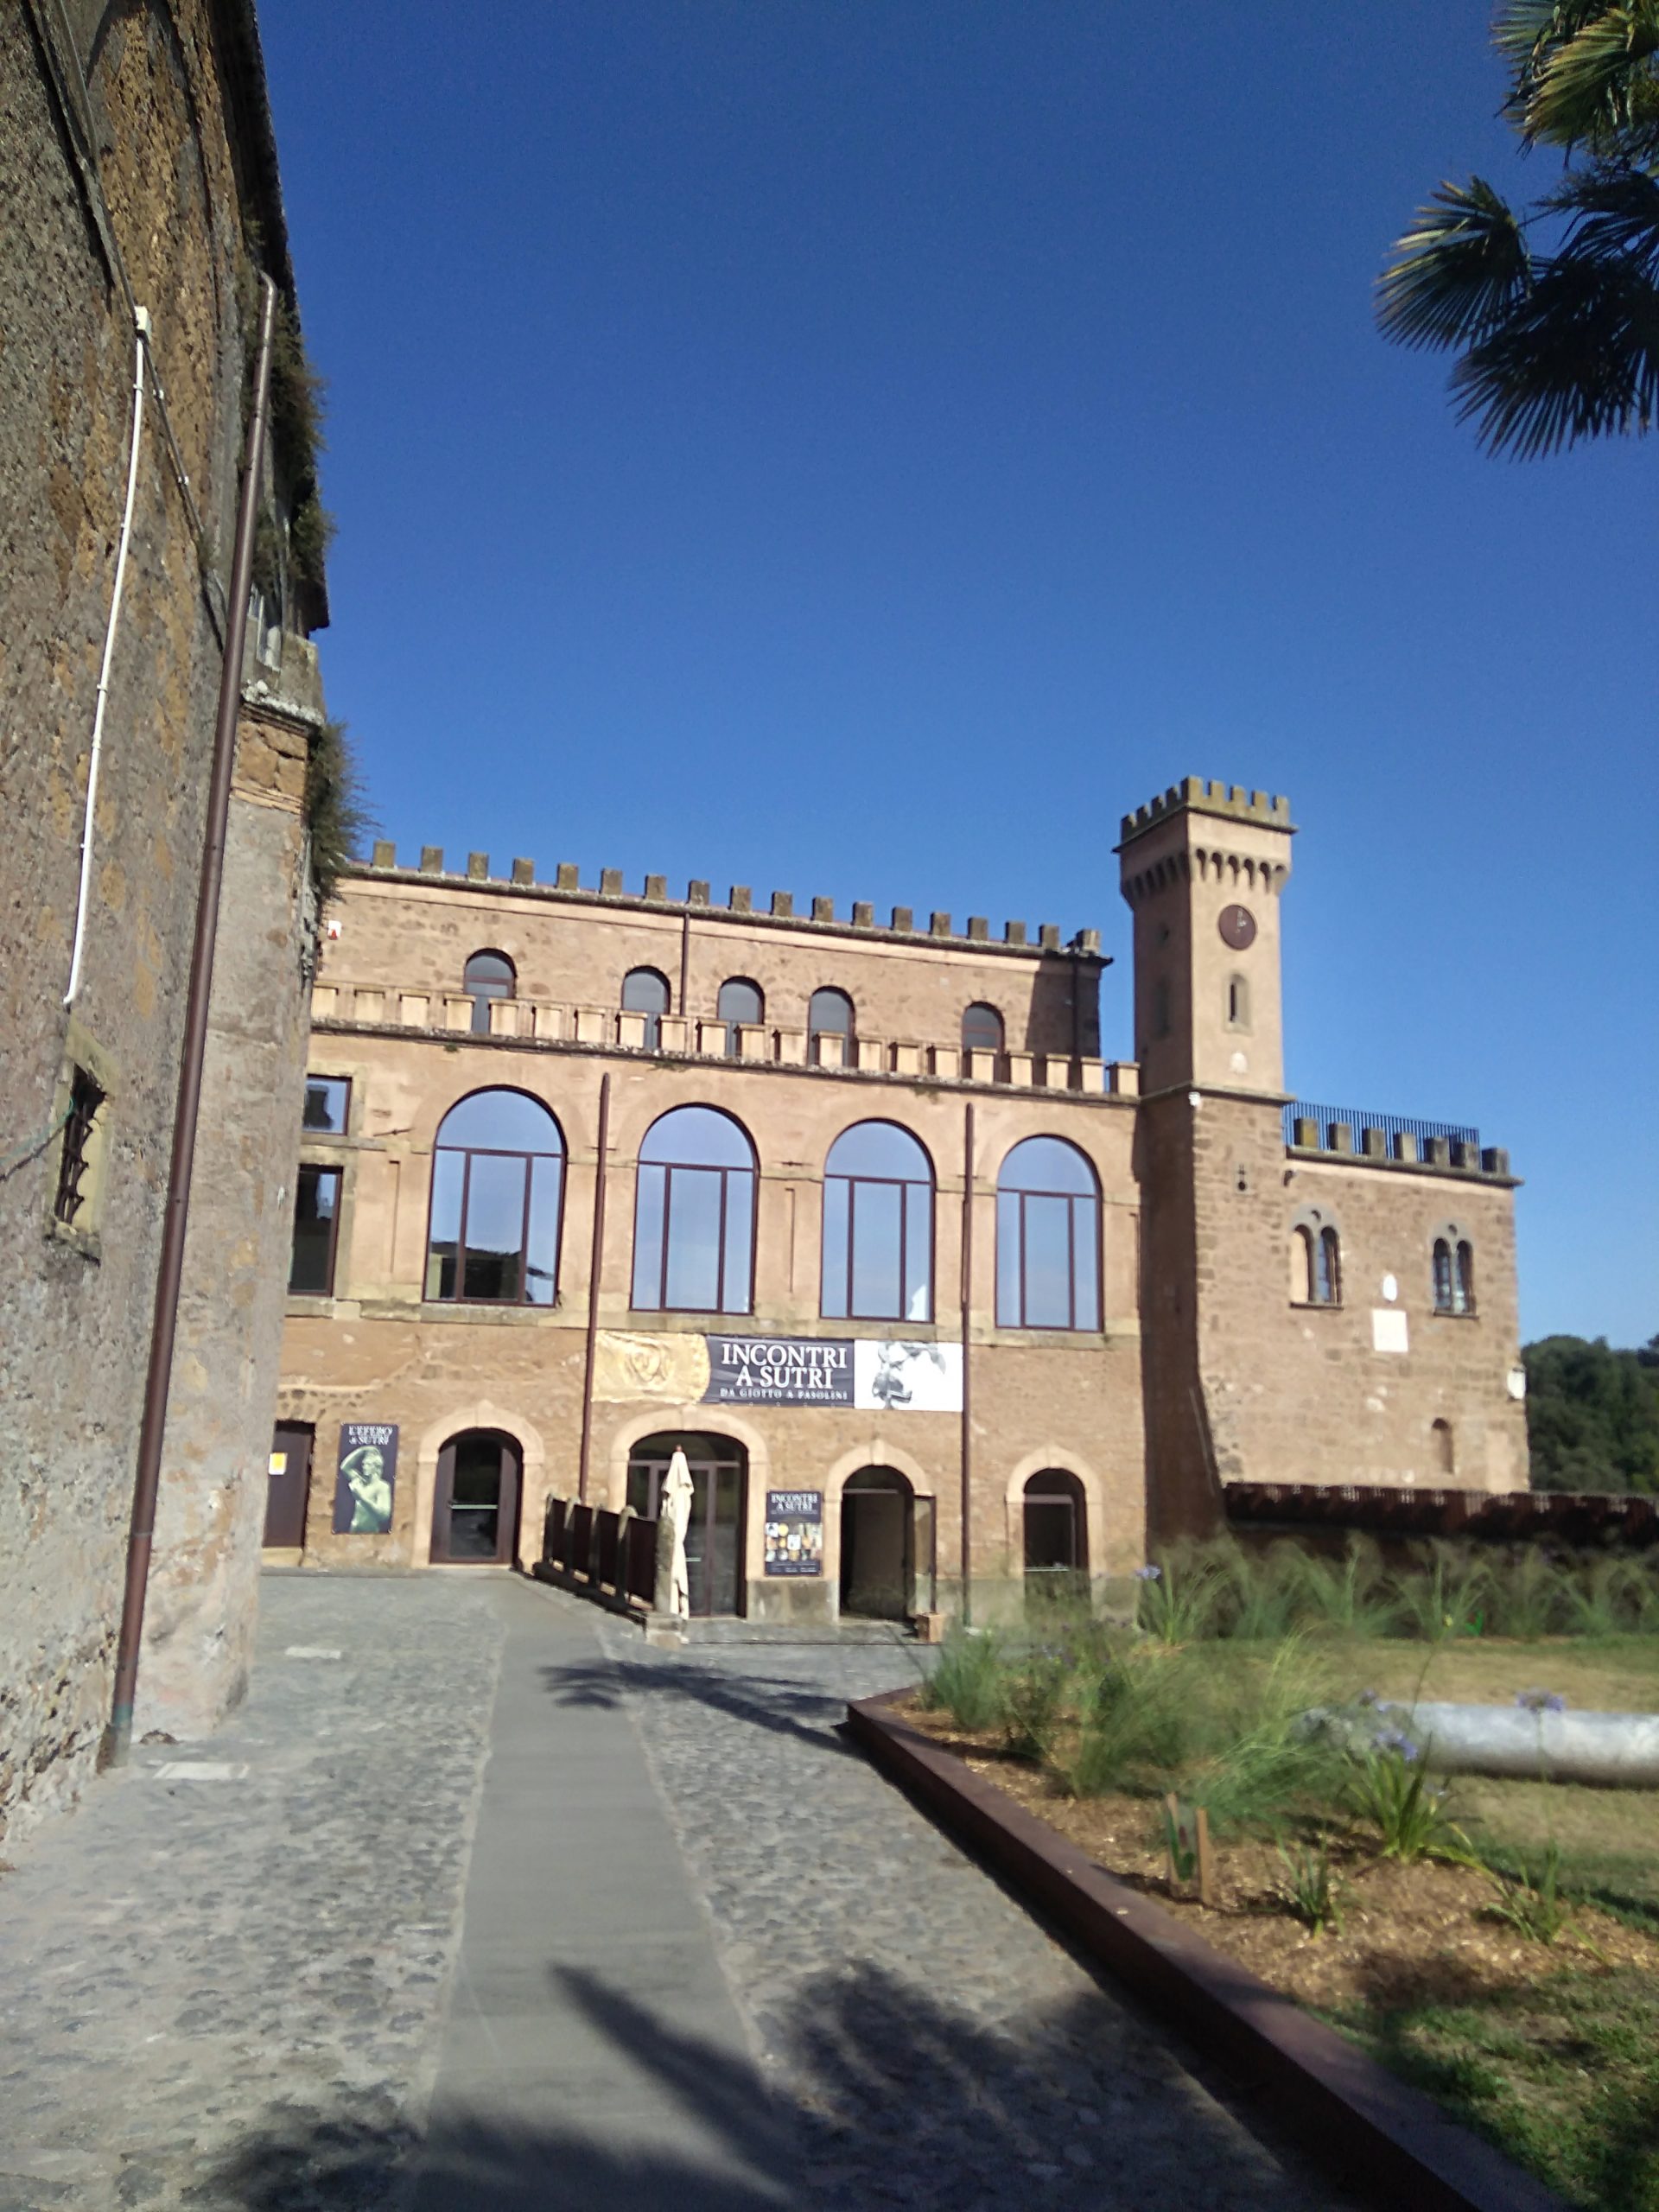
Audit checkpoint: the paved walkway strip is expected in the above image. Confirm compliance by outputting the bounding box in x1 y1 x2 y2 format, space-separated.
0 1577 1349 2209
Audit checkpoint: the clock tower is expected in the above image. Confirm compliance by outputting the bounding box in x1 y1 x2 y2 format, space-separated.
1116 779 1294 1100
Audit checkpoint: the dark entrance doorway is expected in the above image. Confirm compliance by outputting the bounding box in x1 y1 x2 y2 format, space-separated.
840 1466 915 1620
264 1422 313 1548
433 1430 523 1563
1023 1469 1087 1610
626 1431 747 1616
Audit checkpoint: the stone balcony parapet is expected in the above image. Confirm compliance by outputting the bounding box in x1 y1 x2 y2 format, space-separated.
308 981 1139 1101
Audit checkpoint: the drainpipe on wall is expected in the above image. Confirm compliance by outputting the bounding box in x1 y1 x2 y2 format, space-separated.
576 1071 612 1504
100 276 277 1770
959 1099 975 1624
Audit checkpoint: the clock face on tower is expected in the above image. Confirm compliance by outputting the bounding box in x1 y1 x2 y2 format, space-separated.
1218 904 1256 950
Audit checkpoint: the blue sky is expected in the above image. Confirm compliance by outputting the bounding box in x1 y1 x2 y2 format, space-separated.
262 2 1656 1347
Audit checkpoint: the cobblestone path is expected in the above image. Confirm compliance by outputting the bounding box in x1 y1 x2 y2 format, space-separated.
0 1577 1352 2210
580 1624 1351 2212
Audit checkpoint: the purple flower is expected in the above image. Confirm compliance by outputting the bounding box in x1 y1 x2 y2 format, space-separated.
1373 1728 1420 1762
1133 1564 1162 1583
1515 1688 1567 1715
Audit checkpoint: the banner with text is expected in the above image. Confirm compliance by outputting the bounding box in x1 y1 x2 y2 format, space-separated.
701 1337 962 1413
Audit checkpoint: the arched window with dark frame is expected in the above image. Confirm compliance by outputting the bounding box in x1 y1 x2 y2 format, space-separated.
717 977 765 1057
427 1088 564 1305
962 1002 1004 1055
622 966 671 1050
632 1105 756 1314
808 986 855 1064
1023 1470 1087 1597
463 950 516 1036
995 1136 1101 1331
1433 1234 1476 1315
821 1120 934 1322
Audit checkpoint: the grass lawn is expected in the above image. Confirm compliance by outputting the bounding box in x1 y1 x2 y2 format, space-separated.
914 1621 1659 2211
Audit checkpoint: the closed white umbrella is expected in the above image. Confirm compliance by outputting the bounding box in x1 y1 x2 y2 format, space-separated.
653 1447 696 1618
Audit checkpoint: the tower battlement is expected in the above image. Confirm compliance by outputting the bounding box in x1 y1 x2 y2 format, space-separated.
1117 778 1294 849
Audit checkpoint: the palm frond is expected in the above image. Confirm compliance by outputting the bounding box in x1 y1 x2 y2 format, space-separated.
1545 158 1659 277
1376 180 1532 350
1451 246 1659 452
1521 3 1659 152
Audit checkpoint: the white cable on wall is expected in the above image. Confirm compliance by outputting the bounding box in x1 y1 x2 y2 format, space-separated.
64 305 149 1009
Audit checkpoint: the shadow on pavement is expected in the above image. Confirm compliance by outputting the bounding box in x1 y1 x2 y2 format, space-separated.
203 1956 1335 2212
536 1652 917 1757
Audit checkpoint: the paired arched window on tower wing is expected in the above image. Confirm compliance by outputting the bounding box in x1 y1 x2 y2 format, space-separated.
621 967 671 1051
632 1105 756 1313
1433 1235 1476 1315
717 977 765 1057
995 1137 1101 1331
1291 1220 1342 1306
427 1088 564 1305
462 950 515 1036
821 1120 934 1322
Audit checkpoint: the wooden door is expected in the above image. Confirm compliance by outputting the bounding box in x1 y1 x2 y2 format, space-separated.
264 1423 313 1548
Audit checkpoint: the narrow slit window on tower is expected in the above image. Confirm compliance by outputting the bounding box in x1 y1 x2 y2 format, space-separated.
54 1068 105 1227
1226 975 1250 1030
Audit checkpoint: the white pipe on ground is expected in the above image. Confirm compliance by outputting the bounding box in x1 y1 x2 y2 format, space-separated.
1364 1700 1659 1789
65 305 149 1009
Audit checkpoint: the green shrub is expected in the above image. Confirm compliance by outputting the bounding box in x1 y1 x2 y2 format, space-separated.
1484 1840 1571 1946
1003 1649 1071 1762
1275 1829 1344 1936
1344 1738 1471 1865
920 1626 1007 1732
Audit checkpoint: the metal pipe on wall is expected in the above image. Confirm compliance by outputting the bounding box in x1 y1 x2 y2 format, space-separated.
101 275 277 1770
960 1099 975 1624
576 1071 612 1504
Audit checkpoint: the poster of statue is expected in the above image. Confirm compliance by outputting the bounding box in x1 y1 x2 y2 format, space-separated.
333 1422 397 1534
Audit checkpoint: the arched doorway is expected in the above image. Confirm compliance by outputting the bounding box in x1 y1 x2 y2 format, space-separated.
1022 1470 1087 1609
841 1466 914 1621
626 1431 747 1617
433 1430 523 1563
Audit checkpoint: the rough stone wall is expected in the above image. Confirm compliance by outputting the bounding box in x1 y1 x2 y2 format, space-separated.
137 643 322 1738
274 1024 1146 1612
324 874 1104 1058
0 1 317 1836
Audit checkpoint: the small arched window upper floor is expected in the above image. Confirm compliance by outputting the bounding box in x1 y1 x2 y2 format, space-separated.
962 1003 1004 1055
622 967 672 1050
808 987 855 1065
717 977 765 1056
463 950 516 1036
1432 1229 1477 1316
1289 1208 1342 1307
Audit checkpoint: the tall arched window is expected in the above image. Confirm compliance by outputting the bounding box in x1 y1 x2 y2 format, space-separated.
962 1003 1004 1055
808 987 855 1064
717 977 764 1057
427 1088 564 1305
1433 1235 1476 1315
632 1105 756 1313
821 1121 934 1321
995 1137 1101 1331
621 967 671 1051
463 950 516 1036
1023 1470 1087 1596
1431 1418 1456 1476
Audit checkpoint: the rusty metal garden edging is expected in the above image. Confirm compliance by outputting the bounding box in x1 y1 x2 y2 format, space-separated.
844 1689 1567 2212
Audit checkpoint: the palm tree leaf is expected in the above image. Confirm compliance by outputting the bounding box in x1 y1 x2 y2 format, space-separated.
1522 3 1659 152
1450 248 1659 453
1376 181 1532 350
1545 158 1659 278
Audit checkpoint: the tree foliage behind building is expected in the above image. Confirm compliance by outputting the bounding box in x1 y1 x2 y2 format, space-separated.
1523 1332 1659 1491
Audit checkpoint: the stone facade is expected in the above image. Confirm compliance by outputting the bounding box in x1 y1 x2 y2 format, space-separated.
0 0 326 1837
273 782 1527 1613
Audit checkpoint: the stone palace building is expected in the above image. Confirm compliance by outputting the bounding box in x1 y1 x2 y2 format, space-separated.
271 778 1527 1624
